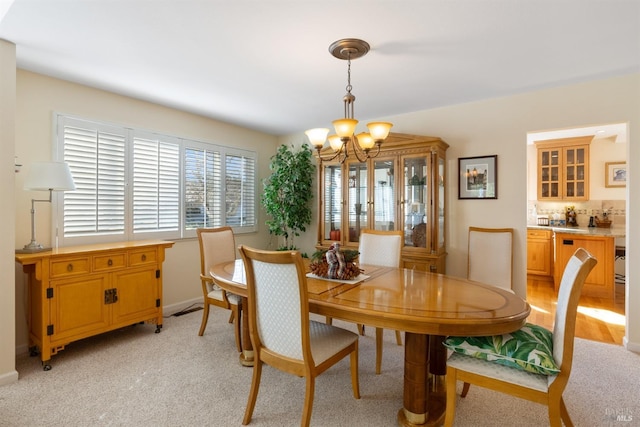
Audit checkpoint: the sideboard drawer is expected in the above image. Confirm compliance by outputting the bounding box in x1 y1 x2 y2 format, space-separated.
129 248 158 267
93 252 126 271
50 257 91 278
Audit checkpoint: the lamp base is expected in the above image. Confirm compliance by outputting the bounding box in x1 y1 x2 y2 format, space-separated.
16 242 51 254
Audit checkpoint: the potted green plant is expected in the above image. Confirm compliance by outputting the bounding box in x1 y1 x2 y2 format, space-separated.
262 143 315 250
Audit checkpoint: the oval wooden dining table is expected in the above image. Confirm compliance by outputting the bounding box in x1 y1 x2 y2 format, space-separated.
210 259 530 427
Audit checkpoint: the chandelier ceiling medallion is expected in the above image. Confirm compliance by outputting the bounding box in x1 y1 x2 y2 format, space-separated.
305 38 393 164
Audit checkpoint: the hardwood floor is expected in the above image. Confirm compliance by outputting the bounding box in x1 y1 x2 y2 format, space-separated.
527 277 625 345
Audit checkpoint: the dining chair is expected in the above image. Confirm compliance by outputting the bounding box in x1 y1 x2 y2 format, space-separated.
197 227 242 352
443 248 597 427
238 246 360 427
461 227 515 395
467 226 514 291
358 228 404 375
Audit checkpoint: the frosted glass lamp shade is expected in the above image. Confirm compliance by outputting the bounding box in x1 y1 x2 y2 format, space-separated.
356 132 375 150
305 128 330 148
328 135 344 151
367 122 393 141
332 118 358 138
24 161 76 191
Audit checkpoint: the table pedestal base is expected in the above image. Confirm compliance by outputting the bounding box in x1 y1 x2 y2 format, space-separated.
397 333 447 427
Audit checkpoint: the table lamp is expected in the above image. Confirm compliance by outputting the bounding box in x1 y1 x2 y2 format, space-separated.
17 161 76 253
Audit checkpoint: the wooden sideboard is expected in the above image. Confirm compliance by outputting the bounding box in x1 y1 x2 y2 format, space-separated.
15 240 174 370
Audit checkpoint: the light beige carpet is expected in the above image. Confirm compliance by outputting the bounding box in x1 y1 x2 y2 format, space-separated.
1 306 638 426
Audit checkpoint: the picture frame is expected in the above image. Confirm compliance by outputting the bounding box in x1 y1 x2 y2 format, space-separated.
458 155 497 199
605 161 626 188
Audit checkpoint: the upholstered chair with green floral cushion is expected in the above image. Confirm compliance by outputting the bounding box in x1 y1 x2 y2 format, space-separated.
444 248 597 427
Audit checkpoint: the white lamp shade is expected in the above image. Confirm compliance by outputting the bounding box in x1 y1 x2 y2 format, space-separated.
24 161 76 191
305 128 330 148
367 122 393 141
328 135 344 151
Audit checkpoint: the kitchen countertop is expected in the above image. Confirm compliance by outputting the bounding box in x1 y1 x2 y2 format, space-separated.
527 225 626 238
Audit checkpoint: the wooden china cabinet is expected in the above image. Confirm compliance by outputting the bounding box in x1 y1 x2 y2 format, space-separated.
315 132 448 272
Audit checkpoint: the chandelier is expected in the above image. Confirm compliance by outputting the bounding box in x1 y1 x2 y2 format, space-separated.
305 38 393 164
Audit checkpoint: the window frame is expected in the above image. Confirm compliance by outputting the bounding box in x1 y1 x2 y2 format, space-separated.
53 113 257 247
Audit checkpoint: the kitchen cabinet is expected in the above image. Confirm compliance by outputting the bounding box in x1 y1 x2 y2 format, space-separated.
315 132 448 272
554 232 614 298
536 136 591 201
15 240 174 370
527 228 553 278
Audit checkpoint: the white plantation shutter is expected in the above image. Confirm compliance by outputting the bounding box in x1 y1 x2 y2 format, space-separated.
132 133 180 233
61 118 126 238
183 144 256 234
55 114 257 245
184 146 222 229
225 152 256 228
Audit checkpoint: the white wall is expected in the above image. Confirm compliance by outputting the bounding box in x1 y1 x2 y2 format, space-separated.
0 39 19 385
11 70 278 357
282 73 640 351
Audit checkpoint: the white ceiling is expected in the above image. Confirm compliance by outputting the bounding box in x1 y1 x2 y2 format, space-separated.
1 0 639 137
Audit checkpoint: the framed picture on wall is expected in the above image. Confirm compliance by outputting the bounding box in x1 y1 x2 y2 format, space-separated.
458 155 497 199
605 161 626 188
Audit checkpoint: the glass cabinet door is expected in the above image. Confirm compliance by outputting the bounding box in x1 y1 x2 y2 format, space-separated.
322 163 342 242
402 155 428 249
564 146 587 199
436 155 445 252
345 160 367 244
372 158 397 231
538 148 560 199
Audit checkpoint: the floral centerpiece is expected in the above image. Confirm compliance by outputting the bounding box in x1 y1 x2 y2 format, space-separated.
309 244 361 280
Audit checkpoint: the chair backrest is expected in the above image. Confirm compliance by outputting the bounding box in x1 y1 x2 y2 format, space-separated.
467 227 514 290
358 229 403 268
553 248 597 374
239 246 310 362
197 227 237 277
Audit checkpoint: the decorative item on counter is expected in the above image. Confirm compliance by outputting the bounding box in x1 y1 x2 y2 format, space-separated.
309 245 361 280
588 216 596 227
594 213 612 229
536 215 549 226
565 206 578 227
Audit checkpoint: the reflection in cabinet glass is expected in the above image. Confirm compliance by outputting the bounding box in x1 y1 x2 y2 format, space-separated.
315 133 448 272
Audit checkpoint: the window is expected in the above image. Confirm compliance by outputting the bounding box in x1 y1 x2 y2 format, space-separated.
55 115 257 246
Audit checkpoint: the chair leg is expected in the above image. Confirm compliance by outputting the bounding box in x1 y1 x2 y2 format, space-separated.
242 360 262 425
461 382 471 397
350 342 361 399
443 367 458 427
559 396 574 427
228 311 234 324
325 316 333 325
357 324 365 335
395 330 402 346
233 305 242 353
301 376 316 427
375 327 384 374
548 395 568 427
198 303 210 336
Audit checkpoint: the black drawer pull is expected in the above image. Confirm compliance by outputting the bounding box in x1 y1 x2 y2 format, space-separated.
67 264 73 272
108 259 113 266
141 254 147 262
563 239 574 245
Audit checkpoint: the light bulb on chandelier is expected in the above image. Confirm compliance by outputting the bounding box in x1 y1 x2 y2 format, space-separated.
305 38 392 164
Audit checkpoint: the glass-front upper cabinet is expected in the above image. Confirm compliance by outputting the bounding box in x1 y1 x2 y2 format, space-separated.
536 136 590 201
315 133 449 273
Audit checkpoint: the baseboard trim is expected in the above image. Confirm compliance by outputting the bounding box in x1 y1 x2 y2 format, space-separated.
0 369 19 386
622 336 640 353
